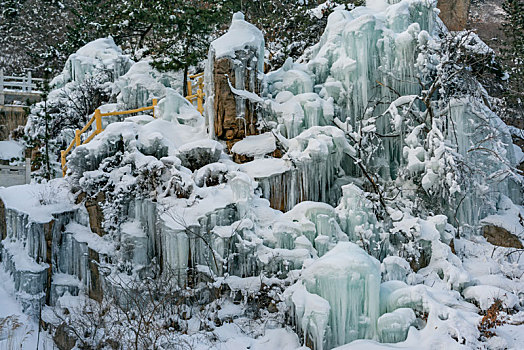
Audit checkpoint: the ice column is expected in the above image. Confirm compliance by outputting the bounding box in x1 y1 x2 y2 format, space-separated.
300 242 381 348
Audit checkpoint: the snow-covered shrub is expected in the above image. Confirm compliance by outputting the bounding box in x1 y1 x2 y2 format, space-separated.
24 69 113 180
67 121 194 234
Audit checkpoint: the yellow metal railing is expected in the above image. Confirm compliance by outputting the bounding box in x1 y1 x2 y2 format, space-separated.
60 99 157 176
186 72 205 114
61 74 206 176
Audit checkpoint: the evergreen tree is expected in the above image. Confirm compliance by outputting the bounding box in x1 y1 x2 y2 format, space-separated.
148 0 224 96
222 0 364 69
501 0 524 116
28 70 54 181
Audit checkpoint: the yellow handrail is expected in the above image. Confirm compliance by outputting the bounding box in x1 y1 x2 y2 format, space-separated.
61 72 207 177
186 72 205 114
61 99 157 176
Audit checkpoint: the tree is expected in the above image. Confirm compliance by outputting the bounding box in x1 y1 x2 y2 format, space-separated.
61 0 157 60
24 68 112 180
0 0 73 75
149 0 225 96
501 0 524 118
222 0 364 70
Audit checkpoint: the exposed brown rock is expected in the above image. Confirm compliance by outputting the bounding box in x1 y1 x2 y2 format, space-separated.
232 152 254 164
0 106 28 141
43 220 55 305
85 192 106 237
76 192 106 236
53 323 77 350
213 48 261 151
437 0 470 31
88 248 103 302
483 225 523 249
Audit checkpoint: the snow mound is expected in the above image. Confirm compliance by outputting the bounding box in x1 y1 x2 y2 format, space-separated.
231 132 276 158
211 12 265 72
52 37 132 87
0 141 24 160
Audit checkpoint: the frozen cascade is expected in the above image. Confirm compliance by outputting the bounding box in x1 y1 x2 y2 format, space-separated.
0 201 108 318
266 91 335 139
298 242 381 349
377 307 416 343
336 184 379 246
281 201 347 257
242 126 354 212
115 61 182 110
307 0 436 123
263 0 438 180
51 37 133 88
284 282 331 350
442 98 521 227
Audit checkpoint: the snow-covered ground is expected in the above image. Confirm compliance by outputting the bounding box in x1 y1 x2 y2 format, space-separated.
0 141 23 161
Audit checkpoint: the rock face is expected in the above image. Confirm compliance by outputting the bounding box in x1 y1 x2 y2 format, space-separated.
177 139 223 171
437 0 470 31
0 106 28 140
205 12 265 155
53 323 77 350
85 192 106 237
212 49 261 151
482 224 523 249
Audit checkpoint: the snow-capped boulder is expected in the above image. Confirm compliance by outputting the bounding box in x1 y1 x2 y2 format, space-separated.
176 139 223 171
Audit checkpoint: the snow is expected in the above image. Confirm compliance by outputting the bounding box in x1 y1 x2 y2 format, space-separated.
52 36 132 87
67 222 115 255
211 12 265 72
0 179 74 223
115 60 183 109
2 1 524 349
480 196 524 238
0 140 24 160
240 158 291 178
463 285 519 310
231 133 276 157
1 241 48 272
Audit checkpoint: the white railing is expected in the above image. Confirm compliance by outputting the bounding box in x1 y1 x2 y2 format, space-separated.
0 158 31 187
0 68 44 105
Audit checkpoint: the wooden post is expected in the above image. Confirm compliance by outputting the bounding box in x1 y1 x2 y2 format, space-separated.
198 76 204 92
61 151 66 177
27 71 32 93
0 68 4 105
152 98 158 118
75 129 81 146
95 109 103 134
197 89 204 115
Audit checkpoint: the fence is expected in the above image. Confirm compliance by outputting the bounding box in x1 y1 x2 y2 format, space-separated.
186 72 205 114
0 159 31 187
60 72 207 176
60 99 157 176
0 69 44 105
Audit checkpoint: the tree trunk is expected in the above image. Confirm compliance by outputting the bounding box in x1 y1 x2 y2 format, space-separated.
183 65 189 97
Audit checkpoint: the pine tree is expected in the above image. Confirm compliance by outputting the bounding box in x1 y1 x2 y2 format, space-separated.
501 0 524 115
222 0 364 70
149 0 224 96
